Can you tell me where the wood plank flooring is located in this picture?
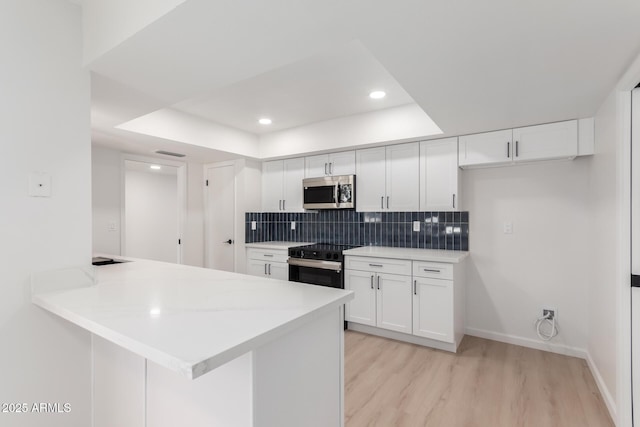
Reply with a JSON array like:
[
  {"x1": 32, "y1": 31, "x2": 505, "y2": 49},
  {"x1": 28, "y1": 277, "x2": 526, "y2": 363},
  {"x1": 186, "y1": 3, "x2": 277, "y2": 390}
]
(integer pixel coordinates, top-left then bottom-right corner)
[{"x1": 344, "y1": 331, "x2": 614, "y2": 427}]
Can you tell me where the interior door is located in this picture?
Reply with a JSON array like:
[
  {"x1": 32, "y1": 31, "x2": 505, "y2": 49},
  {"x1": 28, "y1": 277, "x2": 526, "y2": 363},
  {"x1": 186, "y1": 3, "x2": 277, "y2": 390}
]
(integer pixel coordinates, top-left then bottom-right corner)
[
  {"x1": 632, "y1": 87, "x2": 640, "y2": 421},
  {"x1": 207, "y1": 164, "x2": 235, "y2": 272}
]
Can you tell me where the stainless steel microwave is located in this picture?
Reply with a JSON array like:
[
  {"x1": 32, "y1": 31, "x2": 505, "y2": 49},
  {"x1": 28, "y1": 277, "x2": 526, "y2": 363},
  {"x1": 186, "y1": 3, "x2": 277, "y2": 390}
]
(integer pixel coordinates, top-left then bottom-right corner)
[{"x1": 303, "y1": 175, "x2": 355, "y2": 209}]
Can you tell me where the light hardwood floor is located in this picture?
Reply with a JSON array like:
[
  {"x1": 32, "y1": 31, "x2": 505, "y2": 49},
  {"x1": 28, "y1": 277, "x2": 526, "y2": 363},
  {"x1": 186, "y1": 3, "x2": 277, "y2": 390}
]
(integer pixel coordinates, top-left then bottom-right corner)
[{"x1": 344, "y1": 331, "x2": 614, "y2": 427}]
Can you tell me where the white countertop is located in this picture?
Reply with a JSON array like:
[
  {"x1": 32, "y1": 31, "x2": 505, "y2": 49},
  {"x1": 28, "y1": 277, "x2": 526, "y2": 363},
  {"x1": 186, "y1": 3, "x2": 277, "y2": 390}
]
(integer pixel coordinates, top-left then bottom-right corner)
[
  {"x1": 245, "y1": 241, "x2": 314, "y2": 250},
  {"x1": 343, "y1": 246, "x2": 469, "y2": 263},
  {"x1": 32, "y1": 259, "x2": 352, "y2": 380}
]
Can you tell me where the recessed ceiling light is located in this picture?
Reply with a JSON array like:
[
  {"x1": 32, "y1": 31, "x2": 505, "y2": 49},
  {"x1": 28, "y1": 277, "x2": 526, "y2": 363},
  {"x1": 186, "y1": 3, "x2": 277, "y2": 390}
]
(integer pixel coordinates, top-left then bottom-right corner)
[
  {"x1": 369, "y1": 91, "x2": 386, "y2": 99},
  {"x1": 150, "y1": 165, "x2": 161, "y2": 170},
  {"x1": 258, "y1": 118, "x2": 272, "y2": 125}
]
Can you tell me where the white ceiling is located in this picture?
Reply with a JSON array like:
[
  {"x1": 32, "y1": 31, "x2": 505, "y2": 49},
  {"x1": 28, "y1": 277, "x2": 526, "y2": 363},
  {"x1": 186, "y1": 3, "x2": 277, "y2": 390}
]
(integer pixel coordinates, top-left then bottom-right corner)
[
  {"x1": 89, "y1": 0, "x2": 640, "y2": 160},
  {"x1": 173, "y1": 41, "x2": 415, "y2": 134}
]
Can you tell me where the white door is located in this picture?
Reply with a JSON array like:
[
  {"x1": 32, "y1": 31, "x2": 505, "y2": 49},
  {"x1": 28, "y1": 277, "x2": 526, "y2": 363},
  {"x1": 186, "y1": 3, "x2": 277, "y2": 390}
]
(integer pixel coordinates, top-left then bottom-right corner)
[
  {"x1": 328, "y1": 151, "x2": 356, "y2": 176},
  {"x1": 345, "y1": 269, "x2": 376, "y2": 326},
  {"x1": 385, "y1": 142, "x2": 420, "y2": 211},
  {"x1": 631, "y1": 87, "x2": 640, "y2": 418},
  {"x1": 420, "y1": 138, "x2": 459, "y2": 211},
  {"x1": 305, "y1": 154, "x2": 329, "y2": 178},
  {"x1": 355, "y1": 147, "x2": 386, "y2": 212},
  {"x1": 262, "y1": 160, "x2": 283, "y2": 212},
  {"x1": 268, "y1": 262, "x2": 289, "y2": 281},
  {"x1": 512, "y1": 120, "x2": 578, "y2": 162},
  {"x1": 458, "y1": 129, "x2": 513, "y2": 167},
  {"x1": 282, "y1": 158, "x2": 305, "y2": 212},
  {"x1": 123, "y1": 160, "x2": 180, "y2": 263},
  {"x1": 247, "y1": 260, "x2": 267, "y2": 277},
  {"x1": 376, "y1": 273, "x2": 412, "y2": 334},
  {"x1": 413, "y1": 278, "x2": 454, "y2": 342},
  {"x1": 206, "y1": 164, "x2": 235, "y2": 272}
]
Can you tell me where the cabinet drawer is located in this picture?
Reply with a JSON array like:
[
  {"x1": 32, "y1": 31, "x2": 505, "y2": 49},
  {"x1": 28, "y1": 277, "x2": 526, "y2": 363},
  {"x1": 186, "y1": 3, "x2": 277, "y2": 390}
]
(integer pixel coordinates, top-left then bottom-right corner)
[
  {"x1": 345, "y1": 256, "x2": 412, "y2": 276},
  {"x1": 412, "y1": 261, "x2": 453, "y2": 280},
  {"x1": 246, "y1": 249, "x2": 288, "y2": 263}
]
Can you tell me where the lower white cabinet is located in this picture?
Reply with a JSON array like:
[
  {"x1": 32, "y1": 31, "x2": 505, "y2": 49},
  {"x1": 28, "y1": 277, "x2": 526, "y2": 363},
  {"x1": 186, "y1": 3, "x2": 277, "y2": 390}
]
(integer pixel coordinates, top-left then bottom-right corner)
[
  {"x1": 413, "y1": 277, "x2": 453, "y2": 342},
  {"x1": 246, "y1": 248, "x2": 289, "y2": 280},
  {"x1": 345, "y1": 254, "x2": 466, "y2": 352}
]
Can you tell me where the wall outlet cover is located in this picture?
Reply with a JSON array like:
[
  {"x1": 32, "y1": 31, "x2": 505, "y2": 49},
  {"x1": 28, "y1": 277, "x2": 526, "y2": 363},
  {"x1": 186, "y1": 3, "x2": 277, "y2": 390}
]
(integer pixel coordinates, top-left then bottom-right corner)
[
  {"x1": 413, "y1": 221, "x2": 420, "y2": 232},
  {"x1": 503, "y1": 221, "x2": 513, "y2": 234},
  {"x1": 251, "y1": 221, "x2": 257, "y2": 230},
  {"x1": 291, "y1": 221, "x2": 296, "y2": 230}
]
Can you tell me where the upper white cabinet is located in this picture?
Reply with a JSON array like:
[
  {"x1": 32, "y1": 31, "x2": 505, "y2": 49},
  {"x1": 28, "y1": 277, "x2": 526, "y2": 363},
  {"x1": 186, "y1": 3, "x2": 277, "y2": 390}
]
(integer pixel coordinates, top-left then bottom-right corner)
[
  {"x1": 305, "y1": 151, "x2": 355, "y2": 178},
  {"x1": 420, "y1": 138, "x2": 459, "y2": 211},
  {"x1": 458, "y1": 129, "x2": 513, "y2": 168},
  {"x1": 512, "y1": 121, "x2": 578, "y2": 162},
  {"x1": 262, "y1": 158, "x2": 305, "y2": 212},
  {"x1": 459, "y1": 120, "x2": 579, "y2": 168},
  {"x1": 356, "y1": 143, "x2": 419, "y2": 212}
]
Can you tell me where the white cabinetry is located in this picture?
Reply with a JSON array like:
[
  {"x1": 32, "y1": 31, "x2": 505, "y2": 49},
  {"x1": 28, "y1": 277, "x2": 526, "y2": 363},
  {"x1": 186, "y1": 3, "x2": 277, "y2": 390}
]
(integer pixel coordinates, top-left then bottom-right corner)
[
  {"x1": 345, "y1": 256, "x2": 412, "y2": 334},
  {"x1": 458, "y1": 120, "x2": 578, "y2": 168},
  {"x1": 346, "y1": 254, "x2": 466, "y2": 352},
  {"x1": 420, "y1": 138, "x2": 459, "y2": 211},
  {"x1": 262, "y1": 158, "x2": 304, "y2": 212},
  {"x1": 246, "y1": 248, "x2": 289, "y2": 280},
  {"x1": 355, "y1": 142, "x2": 419, "y2": 212},
  {"x1": 305, "y1": 151, "x2": 355, "y2": 178}
]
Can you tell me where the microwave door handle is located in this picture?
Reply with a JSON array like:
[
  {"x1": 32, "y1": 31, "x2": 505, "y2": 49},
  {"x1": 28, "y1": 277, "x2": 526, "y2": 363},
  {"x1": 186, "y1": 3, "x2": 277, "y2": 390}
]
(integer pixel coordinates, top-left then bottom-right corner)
[{"x1": 334, "y1": 184, "x2": 340, "y2": 207}]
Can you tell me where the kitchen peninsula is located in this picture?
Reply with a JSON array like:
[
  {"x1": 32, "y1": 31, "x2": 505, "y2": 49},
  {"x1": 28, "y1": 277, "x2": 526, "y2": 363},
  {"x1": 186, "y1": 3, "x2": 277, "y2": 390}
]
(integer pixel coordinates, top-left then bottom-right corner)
[{"x1": 32, "y1": 258, "x2": 353, "y2": 427}]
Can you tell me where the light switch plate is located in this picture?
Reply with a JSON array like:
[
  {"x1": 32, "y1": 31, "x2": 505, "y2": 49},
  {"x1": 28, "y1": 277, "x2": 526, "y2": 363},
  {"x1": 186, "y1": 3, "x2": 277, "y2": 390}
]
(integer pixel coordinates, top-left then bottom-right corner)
[
  {"x1": 413, "y1": 221, "x2": 420, "y2": 232},
  {"x1": 108, "y1": 221, "x2": 117, "y2": 232},
  {"x1": 291, "y1": 221, "x2": 296, "y2": 230},
  {"x1": 503, "y1": 222, "x2": 513, "y2": 234},
  {"x1": 251, "y1": 221, "x2": 257, "y2": 230},
  {"x1": 29, "y1": 172, "x2": 51, "y2": 197}
]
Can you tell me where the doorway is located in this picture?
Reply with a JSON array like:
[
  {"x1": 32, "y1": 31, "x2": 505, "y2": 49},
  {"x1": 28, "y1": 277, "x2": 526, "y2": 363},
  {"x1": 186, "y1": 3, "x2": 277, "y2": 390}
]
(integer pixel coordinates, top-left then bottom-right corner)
[
  {"x1": 121, "y1": 156, "x2": 186, "y2": 263},
  {"x1": 205, "y1": 162, "x2": 236, "y2": 272}
]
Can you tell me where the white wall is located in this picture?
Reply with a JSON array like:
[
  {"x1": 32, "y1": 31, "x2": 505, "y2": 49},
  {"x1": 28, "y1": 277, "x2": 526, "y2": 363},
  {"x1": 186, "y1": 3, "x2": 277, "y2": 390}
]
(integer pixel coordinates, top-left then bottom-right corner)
[
  {"x1": 462, "y1": 160, "x2": 591, "y2": 355},
  {"x1": 92, "y1": 146, "x2": 122, "y2": 254},
  {"x1": 233, "y1": 159, "x2": 262, "y2": 273},
  {"x1": 259, "y1": 103, "x2": 442, "y2": 159},
  {"x1": 0, "y1": 1, "x2": 92, "y2": 426},
  {"x1": 92, "y1": 146, "x2": 205, "y2": 267},
  {"x1": 124, "y1": 168, "x2": 179, "y2": 263}
]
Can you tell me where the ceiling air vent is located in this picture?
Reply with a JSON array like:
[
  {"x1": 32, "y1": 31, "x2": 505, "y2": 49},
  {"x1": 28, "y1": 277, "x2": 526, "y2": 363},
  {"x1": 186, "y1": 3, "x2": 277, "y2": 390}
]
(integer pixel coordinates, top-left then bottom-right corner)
[{"x1": 154, "y1": 150, "x2": 186, "y2": 158}]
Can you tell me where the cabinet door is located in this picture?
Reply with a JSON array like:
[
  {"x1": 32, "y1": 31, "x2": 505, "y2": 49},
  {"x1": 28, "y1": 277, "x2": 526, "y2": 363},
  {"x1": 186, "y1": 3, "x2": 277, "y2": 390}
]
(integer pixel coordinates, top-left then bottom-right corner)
[
  {"x1": 268, "y1": 262, "x2": 289, "y2": 281},
  {"x1": 512, "y1": 120, "x2": 578, "y2": 162},
  {"x1": 420, "y1": 138, "x2": 459, "y2": 211},
  {"x1": 305, "y1": 154, "x2": 329, "y2": 178},
  {"x1": 355, "y1": 147, "x2": 387, "y2": 212},
  {"x1": 328, "y1": 151, "x2": 356, "y2": 176},
  {"x1": 385, "y1": 142, "x2": 419, "y2": 211},
  {"x1": 262, "y1": 161, "x2": 283, "y2": 212},
  {"x1": 247, "y1": 260, "x2": 267, "y2": 277},
  {"x1": 413, "y1": 277, "x2": 453, "y2": 342},
  {"x1": 282, "y1": 157, "x2": 305, "y2": 212},
  {"x1": 458, "y1": 129, "x2": 512, "y2": 167},
  {"x1": 376, "y1": 273, "x2": 412, "y2": 334},
  {"x1": 345, "y1": 269, "x2": 376, "y2": 326}
]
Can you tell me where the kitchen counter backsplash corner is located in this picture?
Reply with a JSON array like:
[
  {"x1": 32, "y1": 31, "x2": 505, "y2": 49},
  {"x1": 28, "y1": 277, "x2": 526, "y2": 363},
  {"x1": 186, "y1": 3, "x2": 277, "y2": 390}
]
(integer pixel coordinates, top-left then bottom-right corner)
[{"x1": 245, "y1": 211, "x2": 469, "y2": 251}]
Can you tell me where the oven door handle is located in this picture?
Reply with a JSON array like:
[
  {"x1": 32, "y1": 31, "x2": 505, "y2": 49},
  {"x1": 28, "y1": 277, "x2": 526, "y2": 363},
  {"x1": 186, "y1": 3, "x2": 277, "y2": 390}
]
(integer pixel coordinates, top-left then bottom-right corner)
[{"x1": 287, "y1": 258, "x2": 342, "y2": 272}]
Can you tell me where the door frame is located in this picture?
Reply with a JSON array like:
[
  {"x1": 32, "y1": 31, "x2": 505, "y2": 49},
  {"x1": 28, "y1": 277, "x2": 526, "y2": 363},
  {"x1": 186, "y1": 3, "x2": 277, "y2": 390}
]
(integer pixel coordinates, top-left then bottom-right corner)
[
  {"x1": 204, "y1": 160, "x2": 237, "y2": 271},
  {"x1": 120, "y1": 153, "x2": 187, "y2": 264}
]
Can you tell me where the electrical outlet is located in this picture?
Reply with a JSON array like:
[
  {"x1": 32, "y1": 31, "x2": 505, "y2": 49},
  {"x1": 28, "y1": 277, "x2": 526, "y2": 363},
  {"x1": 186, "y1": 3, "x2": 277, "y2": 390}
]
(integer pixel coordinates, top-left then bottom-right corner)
[
  {"x1": 291, "y1": 221, "x2": 296, "y2": 230},
  {"x1": 542, "y1": 307, "x2": 557, "y2": 320},
  {"x1": 251, "y1": 221, "x2": 257, "y2": 230},
  {"x1": 413, "y1": 221, "x2": 420, "y2": 232},
  {"x1": 503, "y1": 221, "x2": 513, "y2": 234}
]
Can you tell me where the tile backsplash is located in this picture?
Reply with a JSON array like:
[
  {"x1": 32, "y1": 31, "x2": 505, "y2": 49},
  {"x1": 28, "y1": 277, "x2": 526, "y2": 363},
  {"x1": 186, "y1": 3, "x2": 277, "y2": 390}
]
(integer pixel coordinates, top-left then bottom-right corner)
[{"x1": 245, "y1": 211, "x2": 469, "y2": 251}]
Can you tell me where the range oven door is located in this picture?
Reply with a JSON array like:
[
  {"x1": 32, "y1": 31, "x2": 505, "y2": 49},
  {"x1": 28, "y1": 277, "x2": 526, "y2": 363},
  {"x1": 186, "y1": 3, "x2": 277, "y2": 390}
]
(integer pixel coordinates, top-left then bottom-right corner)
[{"x1": 287, "y1": 258, "x2": 343, "y2": 289}]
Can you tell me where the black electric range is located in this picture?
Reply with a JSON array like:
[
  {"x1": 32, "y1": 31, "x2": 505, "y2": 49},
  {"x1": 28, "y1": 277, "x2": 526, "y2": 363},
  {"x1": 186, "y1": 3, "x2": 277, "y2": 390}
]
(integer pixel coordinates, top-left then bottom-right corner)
[{"x1": 287, "y1": 243, "x2": 359, "y2": 289}]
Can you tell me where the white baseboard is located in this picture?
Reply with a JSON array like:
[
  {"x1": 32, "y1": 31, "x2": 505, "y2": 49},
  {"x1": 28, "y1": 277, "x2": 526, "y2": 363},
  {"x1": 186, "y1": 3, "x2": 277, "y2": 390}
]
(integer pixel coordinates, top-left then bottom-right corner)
[
  {"x1": 585, "y1": 352, "x2": 617, "y2": 425},
  {"x1": 465, "y1": 327, "x2": 617, "y2": 425},
  {"x1": 465, "y1": 327, "x2": 587, "y2": 358}
]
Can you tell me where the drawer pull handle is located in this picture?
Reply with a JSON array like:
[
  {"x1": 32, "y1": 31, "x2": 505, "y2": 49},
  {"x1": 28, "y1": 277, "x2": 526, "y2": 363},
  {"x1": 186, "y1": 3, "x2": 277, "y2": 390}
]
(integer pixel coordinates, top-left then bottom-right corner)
[
  {"x1": 424, "y1": 269, "x2": 441, "y2": 273},
  {"x1": 369, "y1": 263, "x2": 383, "y2": 267},
  {"x1": 263, "y1": 254, "x2": 274, "y2": 257}
]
